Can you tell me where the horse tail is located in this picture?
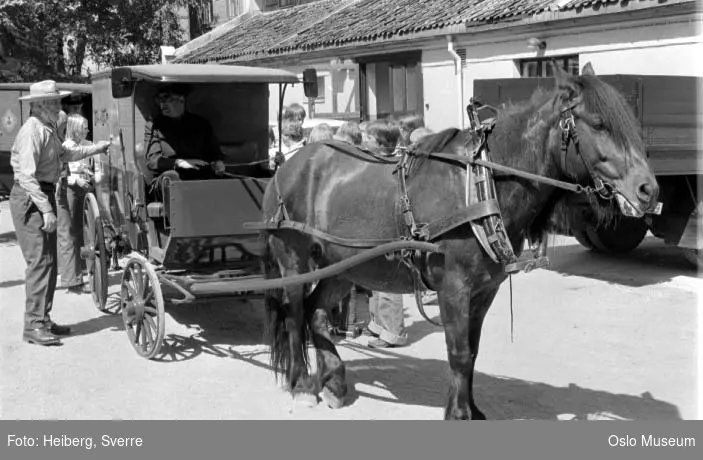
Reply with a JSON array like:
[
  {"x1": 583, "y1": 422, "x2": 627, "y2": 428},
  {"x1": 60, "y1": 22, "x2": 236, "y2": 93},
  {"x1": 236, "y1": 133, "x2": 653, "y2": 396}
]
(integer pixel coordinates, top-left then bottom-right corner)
[
  {"x1": 262, "y1": 235, "x2": 312, "y2": 384},
  {"x1": 263, "y1": 235, "x2": 289, "y2": 381}
]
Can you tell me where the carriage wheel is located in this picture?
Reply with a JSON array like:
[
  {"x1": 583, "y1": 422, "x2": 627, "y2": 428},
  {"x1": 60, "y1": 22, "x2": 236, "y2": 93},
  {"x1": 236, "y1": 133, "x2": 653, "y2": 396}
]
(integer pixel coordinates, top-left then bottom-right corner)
[
  {"x1": 120, "y1": 258, "x2": 165, "y2": 359},
  {"x1": 83, "y1": 193, "x2": 109, "y2": 311}
]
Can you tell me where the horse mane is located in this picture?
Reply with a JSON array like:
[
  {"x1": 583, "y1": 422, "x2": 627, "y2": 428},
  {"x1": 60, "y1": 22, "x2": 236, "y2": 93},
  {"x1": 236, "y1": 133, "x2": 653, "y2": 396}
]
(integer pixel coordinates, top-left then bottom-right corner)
[{"x1": 576, "y1": 75, "x2": 643, "y2": 153}]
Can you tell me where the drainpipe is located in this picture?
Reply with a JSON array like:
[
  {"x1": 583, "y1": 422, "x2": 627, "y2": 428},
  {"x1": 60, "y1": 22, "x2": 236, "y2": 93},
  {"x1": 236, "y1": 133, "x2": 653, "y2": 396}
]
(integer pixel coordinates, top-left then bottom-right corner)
[{"x1": 447, "y1": 35, "x2": 465, "y2": 129}]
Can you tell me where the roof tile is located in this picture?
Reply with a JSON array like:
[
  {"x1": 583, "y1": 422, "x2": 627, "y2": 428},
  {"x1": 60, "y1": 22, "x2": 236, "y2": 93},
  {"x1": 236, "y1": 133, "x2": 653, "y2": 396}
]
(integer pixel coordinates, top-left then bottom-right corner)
[{"x1": 176, "y1": 0, "x2": 687, "y2": 64}]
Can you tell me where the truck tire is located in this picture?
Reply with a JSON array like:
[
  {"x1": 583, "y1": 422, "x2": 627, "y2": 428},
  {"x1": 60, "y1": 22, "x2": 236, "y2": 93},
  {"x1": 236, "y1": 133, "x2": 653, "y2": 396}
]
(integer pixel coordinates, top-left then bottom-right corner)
[
  {"x1": 584, "y1": 218, "x2": 648, "y2": 254},
  {"x1": 681, "y1": 248, "x2": 702, "y2": 270},
  {"x1": 572, "y1": 229, "x2": 596, "y2": 250}
]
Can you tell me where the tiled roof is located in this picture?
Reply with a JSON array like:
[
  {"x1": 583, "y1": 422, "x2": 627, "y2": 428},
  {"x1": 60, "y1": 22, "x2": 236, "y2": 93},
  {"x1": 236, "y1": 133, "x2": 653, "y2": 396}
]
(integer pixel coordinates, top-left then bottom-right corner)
[
  {"x1": 178, "y1": 0, "x2": 351, "y2": 64},
  {"x1": 176, "y1": 0, "x2": 689, "y2": 64},
  {"x1": 268, "y1": 0, "x2": 558, "y2": 55},
  {"x1": 560, "y1": 0, "x2": 621, "y2": 9}
]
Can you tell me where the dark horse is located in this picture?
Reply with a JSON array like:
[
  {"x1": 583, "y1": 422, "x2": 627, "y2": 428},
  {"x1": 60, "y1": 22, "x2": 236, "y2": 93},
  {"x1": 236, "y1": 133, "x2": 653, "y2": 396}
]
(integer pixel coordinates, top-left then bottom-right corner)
[{"x1": 260, "y1": 64, "x2": 659, "y2": 419}]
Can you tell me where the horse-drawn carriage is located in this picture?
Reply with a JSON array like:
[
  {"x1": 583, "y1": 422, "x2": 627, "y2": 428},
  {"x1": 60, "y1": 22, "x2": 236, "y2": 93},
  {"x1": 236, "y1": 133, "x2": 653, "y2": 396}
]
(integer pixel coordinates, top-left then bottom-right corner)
[
  {"x1": 82, "y1": 62, "x2": 660, "y2": 419},
  {"x1": 81, "y1": 64, "x2": 315, "y2": 358},
  {"x1": 83, "y1": 63, "x2": 432, "y2": 359}
]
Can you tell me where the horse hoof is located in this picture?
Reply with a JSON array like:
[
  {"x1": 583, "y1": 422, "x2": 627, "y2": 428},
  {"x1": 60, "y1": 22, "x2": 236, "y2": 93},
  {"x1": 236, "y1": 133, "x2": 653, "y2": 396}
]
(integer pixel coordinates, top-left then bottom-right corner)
[
  {"x1": 321, "y1": 387, "x2": 345, "y2": 409},
  {"x1": 292, "y1": 392, "x2": 318, "y2": 408}
]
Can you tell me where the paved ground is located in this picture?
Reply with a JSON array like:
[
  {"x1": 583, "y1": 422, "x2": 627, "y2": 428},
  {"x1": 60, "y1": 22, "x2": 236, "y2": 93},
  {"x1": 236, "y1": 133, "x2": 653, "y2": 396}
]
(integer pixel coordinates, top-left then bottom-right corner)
[{"x1": 0, "y1": 200, "x2": 699, "y2": 420}]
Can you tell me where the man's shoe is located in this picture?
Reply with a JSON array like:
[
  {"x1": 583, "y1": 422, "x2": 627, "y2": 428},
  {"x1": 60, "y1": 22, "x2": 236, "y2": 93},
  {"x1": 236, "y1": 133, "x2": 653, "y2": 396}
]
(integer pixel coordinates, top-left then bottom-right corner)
[
  {"x1": 48, "y1": 322, "x2": 71, "y2": 336},
  {"x1": 367, "y1": 337, "x2": 396, "y2": 349},
  {"x1": 57, "y1": 280, "x2": 81, "y2": 289},
  {"x1": 361, "y1": 327, "x2": 379, "y2": 338},
  {"x1": 23, "y1": 328, "x2": 61, "y2": 346}
]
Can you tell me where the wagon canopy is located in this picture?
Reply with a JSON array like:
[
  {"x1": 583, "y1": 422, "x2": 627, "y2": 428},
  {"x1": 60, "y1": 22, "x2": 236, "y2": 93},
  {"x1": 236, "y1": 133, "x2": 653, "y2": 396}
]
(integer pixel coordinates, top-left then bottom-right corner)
[
  {"x1": 0, "y1": 82, "x2": 91, "y2": 94},
  {"x1": 93, "y1": 64, "x2": 300, "y2": 84}
]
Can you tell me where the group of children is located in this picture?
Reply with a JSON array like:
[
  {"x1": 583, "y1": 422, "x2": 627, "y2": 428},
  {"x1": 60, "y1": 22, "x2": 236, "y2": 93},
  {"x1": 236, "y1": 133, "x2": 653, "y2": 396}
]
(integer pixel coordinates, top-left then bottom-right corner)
[{"x1": 269, "y1": 103, "x2": 435, "y2": 348}]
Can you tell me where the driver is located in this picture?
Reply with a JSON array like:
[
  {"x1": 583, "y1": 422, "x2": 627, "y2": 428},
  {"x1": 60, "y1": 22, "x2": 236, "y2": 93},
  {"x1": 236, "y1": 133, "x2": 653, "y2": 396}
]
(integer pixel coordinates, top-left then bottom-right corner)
[{"x1": 144, "y1": 84, "x2": 226, "y2": 203}]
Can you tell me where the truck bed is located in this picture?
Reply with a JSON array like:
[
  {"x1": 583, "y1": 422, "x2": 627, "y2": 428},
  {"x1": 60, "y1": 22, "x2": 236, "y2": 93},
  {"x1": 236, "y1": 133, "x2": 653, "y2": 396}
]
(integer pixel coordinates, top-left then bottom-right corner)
[{"x1": 473, "y1": 75, "x2": 702, "y2": 176}]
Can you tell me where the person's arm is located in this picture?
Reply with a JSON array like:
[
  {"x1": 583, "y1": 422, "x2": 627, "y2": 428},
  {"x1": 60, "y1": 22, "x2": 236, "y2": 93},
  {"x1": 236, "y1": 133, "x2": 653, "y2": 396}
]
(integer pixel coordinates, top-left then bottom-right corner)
[
  {"x1": 144, "y1": 121, "x2": 177, "y2": 173},
  {"x1": 61, "y1": 138, "x2": 108, "y2": 162},
  {"x1": 12, "y1": 123, "x2": 53, "y2": 214}
]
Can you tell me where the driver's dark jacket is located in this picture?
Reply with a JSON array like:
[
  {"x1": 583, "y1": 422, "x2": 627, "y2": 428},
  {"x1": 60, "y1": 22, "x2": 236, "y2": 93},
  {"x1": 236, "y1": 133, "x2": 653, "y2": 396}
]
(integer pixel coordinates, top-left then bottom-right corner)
[{"x1": 144, "y1": 113, "x2": 224, "y2": 183}]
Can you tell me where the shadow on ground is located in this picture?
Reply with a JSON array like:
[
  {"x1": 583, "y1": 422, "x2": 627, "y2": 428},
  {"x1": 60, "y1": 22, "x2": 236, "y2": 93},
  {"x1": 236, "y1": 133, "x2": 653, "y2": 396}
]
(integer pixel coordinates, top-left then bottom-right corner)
[
  {"x1": 0, "y1": 278, "x2": 24, "y2": 289},
  {"x1": 151, "y1": 295, "x2": 269, "y2": 364},
  {"x1": 0, "y1": 230, "x2": 16, "y2": 246},
  {"x1": 545, "y1": 236, "x2": 697, "y2": 288},
  {"x1": 338, "y1": 342, "x2": 682, "y2": 420}
]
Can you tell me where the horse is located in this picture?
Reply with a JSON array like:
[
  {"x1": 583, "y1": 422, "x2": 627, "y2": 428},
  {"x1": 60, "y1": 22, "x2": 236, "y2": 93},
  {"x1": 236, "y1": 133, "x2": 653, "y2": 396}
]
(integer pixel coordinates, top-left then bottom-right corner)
[{"x1": 260, "y1": 63, "x2": 659, "y2": 419}]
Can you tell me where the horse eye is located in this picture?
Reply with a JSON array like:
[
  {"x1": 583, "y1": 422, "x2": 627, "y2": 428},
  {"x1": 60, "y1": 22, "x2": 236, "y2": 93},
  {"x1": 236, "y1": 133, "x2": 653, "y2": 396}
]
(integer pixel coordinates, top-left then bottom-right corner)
[{"x1": 591, "y1": 117, "x2": 607, "y2": 132}]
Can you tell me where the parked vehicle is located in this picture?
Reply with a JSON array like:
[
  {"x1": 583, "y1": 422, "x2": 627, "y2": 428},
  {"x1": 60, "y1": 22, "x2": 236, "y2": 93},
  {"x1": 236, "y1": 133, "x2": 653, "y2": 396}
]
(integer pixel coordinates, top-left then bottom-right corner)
[
  {"x1": 474, "y1": 75, "x2": 702, "y2": 267},
  {"x1": 0, "y1": 82, "x2": 92, "y2": 201}
]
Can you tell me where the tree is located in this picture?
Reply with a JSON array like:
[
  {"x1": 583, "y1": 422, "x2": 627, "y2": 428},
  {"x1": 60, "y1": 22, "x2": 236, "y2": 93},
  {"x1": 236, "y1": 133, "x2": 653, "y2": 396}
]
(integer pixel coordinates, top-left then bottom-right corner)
[{"x1": 0, "y1": 0, "x2": 205, "y2": 82}]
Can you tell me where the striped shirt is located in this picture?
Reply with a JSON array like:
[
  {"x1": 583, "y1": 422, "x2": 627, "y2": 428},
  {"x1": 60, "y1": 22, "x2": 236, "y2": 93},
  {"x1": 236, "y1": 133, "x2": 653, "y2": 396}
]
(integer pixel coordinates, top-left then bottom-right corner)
[{"x1": 11, "y1": 116, "x2": 99, "y2": 213}]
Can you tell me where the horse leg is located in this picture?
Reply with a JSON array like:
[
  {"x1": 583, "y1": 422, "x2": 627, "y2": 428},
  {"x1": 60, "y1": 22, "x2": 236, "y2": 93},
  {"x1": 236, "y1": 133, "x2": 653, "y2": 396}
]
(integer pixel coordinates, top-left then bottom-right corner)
[
  {"x1": 306, "y1": 278, "x2": 353, "y2": 409},
  {"x1": 439, "y1": 267, "x2": 473, "y2": 420},
  {"x1": 466, "y1": 288, "x2": 499, "y2": 420},
  {"x1": 441, "y1": 280, "x2": 499, "y2": 420}
]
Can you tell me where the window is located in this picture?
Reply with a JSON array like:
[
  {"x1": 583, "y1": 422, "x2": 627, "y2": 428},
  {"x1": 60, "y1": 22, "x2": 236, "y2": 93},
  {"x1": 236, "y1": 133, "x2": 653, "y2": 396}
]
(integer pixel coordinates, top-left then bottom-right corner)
[
  {"x1": 189, "y1": 0, "x2": 215, "y2": 39},
  {"x1": 228, "y1": 0, "x2": 244, "y2": 17},
  {"x1": 309, "y1": 67, "x2": 360, "y2": 120},
  {"x1": 519, "y1": 55, "x2": 579, "y2": 78},
  {"x1": 359, "y1": 52, "x2": 423, "y2": 121}
]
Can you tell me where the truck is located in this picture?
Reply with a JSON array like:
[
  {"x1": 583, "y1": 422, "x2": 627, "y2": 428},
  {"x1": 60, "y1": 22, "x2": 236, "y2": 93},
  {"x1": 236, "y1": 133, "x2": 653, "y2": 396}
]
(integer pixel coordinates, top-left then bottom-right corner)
[{"x1": 473, "y1": 75, "x2": 702, "y2": 267}]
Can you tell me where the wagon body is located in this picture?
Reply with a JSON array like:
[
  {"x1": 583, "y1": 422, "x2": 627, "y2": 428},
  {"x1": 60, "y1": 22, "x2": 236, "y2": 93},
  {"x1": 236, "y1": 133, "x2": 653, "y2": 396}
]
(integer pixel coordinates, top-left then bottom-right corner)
[
  {"x1": 81, "y1": 64, "x2": 311, "y2": 358},
  {"x1": 474, "y1": 75, "x2": 702, "y2": 262},
  {"x1": 89, "y1": 65, "x2": 292, "y2": 270}
]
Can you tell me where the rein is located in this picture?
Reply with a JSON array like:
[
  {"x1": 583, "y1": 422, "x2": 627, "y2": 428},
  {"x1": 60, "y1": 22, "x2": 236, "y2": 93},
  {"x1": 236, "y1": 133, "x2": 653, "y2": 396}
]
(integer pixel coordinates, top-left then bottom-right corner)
[{"x1": 423, "y1": 101, "x2": 615, "y2": 201}]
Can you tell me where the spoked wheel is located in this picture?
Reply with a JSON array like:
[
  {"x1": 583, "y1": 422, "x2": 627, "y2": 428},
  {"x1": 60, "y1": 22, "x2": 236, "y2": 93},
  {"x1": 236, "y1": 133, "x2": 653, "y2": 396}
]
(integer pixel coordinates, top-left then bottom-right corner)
[
  {"x1": 82, "y1": 193, "x2": 108, "y2": 311},
  {"x1": 120, "y1": 258, "x2": 165, "y2": 359}
]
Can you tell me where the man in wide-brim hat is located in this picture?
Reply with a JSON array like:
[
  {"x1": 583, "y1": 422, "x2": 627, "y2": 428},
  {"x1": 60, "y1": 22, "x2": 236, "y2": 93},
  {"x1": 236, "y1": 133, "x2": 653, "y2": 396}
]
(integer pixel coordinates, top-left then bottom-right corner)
[{"x1": 9, "y1": 80, "x2": 110, "y2": 346}]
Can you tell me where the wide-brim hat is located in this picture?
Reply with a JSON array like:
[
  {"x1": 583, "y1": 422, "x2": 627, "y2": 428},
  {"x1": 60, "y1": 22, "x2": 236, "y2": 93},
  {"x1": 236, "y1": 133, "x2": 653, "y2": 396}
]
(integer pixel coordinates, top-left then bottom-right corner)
[{"x1": 18, "y1": 80, "x2": 72, "y2": 102}]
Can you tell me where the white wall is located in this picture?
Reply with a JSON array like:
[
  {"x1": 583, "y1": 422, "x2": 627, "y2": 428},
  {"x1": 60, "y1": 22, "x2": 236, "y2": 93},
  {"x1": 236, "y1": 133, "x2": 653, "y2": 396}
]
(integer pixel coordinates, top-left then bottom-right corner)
[
  {"x1": 583, "y1": 43, "x2": 702, "y2": 76},
  {"x1": 421, "y1": 49, "x2": 460, "y2": 132},
  {"x1": 457, "y1": 14, "x2": 701, "y2": 120},
  {"x1": 266, "y1": 63, "x2": 359, "y2": 123}
]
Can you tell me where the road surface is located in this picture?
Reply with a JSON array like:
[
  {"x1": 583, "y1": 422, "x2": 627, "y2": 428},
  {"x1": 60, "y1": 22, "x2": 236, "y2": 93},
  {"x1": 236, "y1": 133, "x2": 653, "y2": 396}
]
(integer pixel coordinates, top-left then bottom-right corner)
[{"x1": 0, "y1": 201, "x2": 699, "y2": 419}]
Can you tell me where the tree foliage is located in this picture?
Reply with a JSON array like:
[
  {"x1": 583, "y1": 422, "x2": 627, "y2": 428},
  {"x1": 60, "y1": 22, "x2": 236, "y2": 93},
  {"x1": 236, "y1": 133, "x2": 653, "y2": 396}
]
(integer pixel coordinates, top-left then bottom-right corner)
[{"x1": 0, "y1": 0, "x2": 204, "y2": 82}]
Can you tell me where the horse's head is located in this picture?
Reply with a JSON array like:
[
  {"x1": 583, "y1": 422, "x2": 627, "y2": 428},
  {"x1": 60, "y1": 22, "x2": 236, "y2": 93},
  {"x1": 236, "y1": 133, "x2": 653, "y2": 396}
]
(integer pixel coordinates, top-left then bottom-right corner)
[{"x1": 554, "y1": 62, "x2": 658, "y2": 218}]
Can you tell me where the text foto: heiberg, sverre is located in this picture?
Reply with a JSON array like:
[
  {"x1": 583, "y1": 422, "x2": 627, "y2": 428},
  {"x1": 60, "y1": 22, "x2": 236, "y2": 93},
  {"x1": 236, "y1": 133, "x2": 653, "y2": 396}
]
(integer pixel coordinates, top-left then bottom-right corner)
[
  {"x1": 608, "y1": 435, "x2": 696, "y2": 448},
  {"x1": 8, "y1": 434, "x2": 143, "y2": 449}
]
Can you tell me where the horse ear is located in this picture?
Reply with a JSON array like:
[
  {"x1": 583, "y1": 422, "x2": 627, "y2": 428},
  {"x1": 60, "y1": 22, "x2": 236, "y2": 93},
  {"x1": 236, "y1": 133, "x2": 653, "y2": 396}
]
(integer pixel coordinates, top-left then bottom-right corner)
[
  {"x1": 552, "y1": 61, "x2": 578, "y2": 99},
  {"x1": 581, "y1": 62, "x2": 596, "y2": 76}
]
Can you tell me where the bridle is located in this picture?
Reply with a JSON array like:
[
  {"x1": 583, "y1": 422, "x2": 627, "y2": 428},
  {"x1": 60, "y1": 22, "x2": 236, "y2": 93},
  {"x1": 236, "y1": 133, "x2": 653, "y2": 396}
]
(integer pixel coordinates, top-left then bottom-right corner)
[{"x1": 558, "y1": 99, "x2": 616, "y2": 201}]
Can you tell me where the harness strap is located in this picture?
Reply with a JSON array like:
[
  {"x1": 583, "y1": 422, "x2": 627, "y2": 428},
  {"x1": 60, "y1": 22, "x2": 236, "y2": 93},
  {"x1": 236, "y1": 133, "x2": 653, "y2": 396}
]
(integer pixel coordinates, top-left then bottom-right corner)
[
  {"x1": 423, "y1": 151, "x2": 585, "y2": 194},
  {"x1": 424, "y1": 199, "x2": 500, "y2": 240},
  {"x1": 244, "y1": 221, "x2": 395, "y2": 248}
]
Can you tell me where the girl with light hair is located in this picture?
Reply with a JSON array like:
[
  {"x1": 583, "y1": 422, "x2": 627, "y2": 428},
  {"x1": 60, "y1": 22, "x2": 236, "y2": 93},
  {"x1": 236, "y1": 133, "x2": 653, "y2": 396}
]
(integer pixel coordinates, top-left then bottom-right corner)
[{"x1": 55, "y1": 113, "x2": 109, "y2": 293}]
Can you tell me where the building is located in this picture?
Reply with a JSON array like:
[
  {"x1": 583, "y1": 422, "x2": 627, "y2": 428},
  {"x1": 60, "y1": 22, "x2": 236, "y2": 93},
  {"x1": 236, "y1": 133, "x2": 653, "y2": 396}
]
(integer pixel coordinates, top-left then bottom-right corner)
[{"x1": 174, "y1": 0, "x2": 702, "y2": 131}]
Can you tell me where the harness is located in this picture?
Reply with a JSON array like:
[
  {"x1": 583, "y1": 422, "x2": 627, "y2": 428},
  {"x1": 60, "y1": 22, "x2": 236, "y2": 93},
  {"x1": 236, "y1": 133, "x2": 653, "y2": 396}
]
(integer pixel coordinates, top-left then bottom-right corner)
[{"x1": 250, "y1": 95, "x2": 618, "y2": 327}]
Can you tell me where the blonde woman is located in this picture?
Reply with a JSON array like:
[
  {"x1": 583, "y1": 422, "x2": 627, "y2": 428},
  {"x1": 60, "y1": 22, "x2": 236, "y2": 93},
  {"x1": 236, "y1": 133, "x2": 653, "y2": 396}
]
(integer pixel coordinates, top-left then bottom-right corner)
[{"x1": 56, "y1": 113, "x2": 109, "y2": 294}]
